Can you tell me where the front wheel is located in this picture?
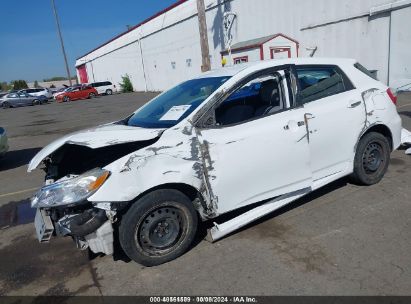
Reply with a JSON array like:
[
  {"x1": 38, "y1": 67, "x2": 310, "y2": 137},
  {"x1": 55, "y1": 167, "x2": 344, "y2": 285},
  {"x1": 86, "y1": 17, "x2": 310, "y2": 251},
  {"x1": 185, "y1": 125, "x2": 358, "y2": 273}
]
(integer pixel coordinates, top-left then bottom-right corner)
[
  {"x1": 351, "y1": 132, "x2": 391, "y2": 185},
  {"x1": 105, "y1": 89, "x2": 113, "y2": 95},
  {"x1": 63, "y1": 96, "x2": 70, "y2": 102},
  {"x1": 2, "y1": 102, "x2": 11, "y2": 109},
  {"x1": 119, "y1": 189, "x2": 198, "y2": 266}
]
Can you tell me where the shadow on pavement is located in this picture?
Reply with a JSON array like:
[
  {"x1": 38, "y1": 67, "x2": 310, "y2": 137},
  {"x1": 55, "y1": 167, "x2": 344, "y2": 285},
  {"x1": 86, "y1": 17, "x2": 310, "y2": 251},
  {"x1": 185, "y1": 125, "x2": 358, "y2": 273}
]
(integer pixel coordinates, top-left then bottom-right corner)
[{"x1": 0, "y1": 147, "x2": 42, "y2": 171}]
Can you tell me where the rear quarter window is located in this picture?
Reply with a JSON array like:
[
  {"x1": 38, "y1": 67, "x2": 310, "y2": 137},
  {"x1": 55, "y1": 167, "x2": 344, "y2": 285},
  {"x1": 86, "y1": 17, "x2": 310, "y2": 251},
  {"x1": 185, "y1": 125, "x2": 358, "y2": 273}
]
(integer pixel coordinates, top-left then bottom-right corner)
[{"x1": 296, "y1": 65, "x2": 354, "y2": 104}]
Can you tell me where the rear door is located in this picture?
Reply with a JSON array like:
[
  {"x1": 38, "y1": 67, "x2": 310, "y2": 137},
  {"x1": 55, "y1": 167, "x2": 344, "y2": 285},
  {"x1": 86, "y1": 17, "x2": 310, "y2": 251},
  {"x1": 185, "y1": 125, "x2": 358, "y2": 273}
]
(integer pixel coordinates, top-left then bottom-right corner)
[
  {"x1": 196, "y1": 65, "x2": 312, "y2": 215},
  {"x1": 296, "y1": 65, "x2": 365, "y2": 183}
]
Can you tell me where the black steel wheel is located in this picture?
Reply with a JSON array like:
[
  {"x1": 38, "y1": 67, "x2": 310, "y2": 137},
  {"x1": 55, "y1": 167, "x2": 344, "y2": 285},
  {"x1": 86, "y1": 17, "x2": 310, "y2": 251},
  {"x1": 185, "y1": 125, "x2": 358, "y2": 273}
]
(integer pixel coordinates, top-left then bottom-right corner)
[
  {"x1": 137, "y1": 206, "x2": 186, "y2": 256},
  {"x1": 119, "y1": 189, "x2": 198, "y2": 266},
  {"x1": 351, "y1": 132, "x2": 391, "y2": 185}
]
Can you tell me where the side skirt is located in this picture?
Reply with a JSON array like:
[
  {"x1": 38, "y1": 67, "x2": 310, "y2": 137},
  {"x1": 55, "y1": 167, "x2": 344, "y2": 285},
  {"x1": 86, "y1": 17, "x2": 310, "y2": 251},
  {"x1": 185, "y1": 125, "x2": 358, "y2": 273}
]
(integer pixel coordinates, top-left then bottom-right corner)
[{"x1": 206, "y1": 187, "x2": 311, "y2": 242}]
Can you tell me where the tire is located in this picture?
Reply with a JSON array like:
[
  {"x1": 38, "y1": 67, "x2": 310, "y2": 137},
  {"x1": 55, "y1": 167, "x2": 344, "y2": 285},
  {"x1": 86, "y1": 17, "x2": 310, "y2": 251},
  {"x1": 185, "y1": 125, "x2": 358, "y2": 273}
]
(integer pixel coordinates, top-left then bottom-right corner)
[
  {"x1": 63, "y1": 96, "x2": 70, "y2": 102},
  {"x1": 32, "y1": 100, "x2": 40, "y2": 106},
  {"x1": 2, "y1": 102, "x2": 11, "y2": 109},
  {"x1": 351, "y1": 132, "x2": 391, "y2": 185},
  {"x1": 88, "y1": 93, "x2": 96, "y2": 99},
  {"x1": 119, "y1": 189, "x2": 198, "y2": 266},
  {"x1": 105, "y1": 89, "x2": 113, "y2": 95}
]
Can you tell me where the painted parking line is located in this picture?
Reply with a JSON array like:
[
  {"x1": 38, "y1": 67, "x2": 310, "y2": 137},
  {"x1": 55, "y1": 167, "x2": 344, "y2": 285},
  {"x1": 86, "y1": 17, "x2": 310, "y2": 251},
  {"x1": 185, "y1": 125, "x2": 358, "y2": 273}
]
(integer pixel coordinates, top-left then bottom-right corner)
[
  {"x1": 0, "y1": 187, "x2": 38, "y2": 199},
  {"x1": 398, "y1": 103, "x2": 411, "y2": 109}
]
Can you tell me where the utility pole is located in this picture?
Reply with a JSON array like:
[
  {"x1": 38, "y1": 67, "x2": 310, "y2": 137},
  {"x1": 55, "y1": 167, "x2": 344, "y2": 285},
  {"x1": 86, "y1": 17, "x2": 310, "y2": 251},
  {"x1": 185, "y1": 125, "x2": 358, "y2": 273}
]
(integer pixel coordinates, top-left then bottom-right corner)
[
  {"x1": 196, "y1": 0, "x2": 211, "y2": 72},
  {"x1": 51, "y1": 0, "x2": 72, "y2": 86}
]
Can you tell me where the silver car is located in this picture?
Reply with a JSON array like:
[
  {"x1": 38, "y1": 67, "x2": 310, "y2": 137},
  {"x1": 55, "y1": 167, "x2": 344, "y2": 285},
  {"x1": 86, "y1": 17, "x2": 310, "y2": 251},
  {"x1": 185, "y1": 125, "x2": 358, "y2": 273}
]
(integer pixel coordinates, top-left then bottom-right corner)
[
  {"x1": 0, "y1": 92, "x2": 46, "y2": 109},
  {"x1": 0, "y1": 127, "x2": 8, "y2": 158}
]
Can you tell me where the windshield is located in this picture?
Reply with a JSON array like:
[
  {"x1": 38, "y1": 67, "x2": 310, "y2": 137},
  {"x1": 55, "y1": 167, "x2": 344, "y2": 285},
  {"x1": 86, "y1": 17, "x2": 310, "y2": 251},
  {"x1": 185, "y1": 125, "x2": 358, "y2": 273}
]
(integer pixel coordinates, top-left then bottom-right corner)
[{"x1": 127, "y1": 77, "x2": 230, "y2": 128}]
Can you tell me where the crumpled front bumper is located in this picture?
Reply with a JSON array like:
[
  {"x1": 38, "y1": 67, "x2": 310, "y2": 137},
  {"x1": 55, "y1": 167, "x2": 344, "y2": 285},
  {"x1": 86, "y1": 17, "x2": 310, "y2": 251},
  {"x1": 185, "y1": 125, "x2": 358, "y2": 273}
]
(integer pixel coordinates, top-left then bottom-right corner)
[{"x1": 34, "y1": 205, "x2": 115, "y2": 256}]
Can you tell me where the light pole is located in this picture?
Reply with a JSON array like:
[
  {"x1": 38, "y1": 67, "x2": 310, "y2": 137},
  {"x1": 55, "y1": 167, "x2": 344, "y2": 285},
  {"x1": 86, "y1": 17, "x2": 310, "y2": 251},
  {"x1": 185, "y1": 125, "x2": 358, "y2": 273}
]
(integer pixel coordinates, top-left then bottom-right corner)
[{"x1": 51, "y1": 0, "x2": 72, "y2": 86}]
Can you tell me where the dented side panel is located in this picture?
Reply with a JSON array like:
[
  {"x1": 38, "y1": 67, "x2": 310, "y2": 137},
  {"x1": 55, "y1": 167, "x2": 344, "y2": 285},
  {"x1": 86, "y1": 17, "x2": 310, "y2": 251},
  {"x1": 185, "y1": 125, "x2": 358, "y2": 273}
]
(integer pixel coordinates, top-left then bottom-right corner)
[
  {"x1": 359, "y1": 88, "x2": 402, "y2": 150},
  {"x1": 196, "y1": 108, "x2": 313, "y2": 215},
  {"x1": 303, "y1": 89, "x2": 366, "y2": 181},
  {"x1": 88, "y1": 121, "x2": 216, "y2": 219}
]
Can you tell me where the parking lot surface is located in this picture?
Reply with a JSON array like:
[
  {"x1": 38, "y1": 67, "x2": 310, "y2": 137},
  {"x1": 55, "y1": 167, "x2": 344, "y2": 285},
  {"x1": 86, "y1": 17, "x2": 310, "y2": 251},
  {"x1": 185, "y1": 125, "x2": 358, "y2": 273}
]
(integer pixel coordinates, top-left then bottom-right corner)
[{"x1": 0, "y1": 92, "x2": 410, "y2": 296}]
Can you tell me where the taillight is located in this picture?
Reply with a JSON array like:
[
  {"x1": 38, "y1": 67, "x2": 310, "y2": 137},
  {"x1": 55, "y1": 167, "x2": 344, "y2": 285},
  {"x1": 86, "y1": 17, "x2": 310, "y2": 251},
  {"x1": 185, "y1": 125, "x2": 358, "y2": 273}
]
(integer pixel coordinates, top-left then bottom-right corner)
[{"x1": 387, "y1": 88, "x2": 397, "y2": 105}]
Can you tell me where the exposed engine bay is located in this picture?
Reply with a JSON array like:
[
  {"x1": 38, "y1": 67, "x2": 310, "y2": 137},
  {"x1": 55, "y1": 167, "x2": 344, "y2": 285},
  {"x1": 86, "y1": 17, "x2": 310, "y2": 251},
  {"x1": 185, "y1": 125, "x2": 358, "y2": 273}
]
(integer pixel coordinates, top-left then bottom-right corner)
[{"x1": 34, "y1": 138, "x2": 158, "y2": 255}]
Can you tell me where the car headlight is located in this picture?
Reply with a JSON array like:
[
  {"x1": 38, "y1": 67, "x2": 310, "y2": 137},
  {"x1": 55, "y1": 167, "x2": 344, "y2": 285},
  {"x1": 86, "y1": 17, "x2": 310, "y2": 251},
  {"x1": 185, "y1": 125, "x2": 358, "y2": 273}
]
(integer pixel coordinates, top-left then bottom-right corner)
[{"x1": 31, "y1": 168, "x2": 110, "y2": 208}]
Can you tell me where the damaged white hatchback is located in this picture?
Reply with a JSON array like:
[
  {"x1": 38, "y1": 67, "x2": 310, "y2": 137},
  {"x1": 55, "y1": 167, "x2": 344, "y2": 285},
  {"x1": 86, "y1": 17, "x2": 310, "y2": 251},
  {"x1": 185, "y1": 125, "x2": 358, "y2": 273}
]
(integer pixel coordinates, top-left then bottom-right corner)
[{"x1": 28, "y1": 58, "x2": 402, "y2": 266}]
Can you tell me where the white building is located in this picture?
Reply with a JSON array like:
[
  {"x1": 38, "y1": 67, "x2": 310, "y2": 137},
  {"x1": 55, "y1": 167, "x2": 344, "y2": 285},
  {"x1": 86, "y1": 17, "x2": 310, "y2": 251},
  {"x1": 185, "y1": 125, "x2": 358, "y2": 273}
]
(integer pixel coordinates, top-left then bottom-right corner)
[{"x1": 76, "y1": 0, "x2": 411, "y2": 92}]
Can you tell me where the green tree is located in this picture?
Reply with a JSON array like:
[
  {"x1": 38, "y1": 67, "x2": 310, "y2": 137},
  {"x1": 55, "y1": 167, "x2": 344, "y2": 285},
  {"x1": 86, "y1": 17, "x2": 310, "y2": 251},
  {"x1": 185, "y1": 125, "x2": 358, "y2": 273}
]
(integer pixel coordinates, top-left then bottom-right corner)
[
  {"x1": 119, "y1": 74, "x2": 134, "y2": 93},
  {"x1": 12, "y1": 80, "x2": 29, "y2": 90},
  {"x1": 34, "y1": 80, "x2": 40, "y2": 88},
  {"x1": 0, "y1": 82, "x2": 11, "y2": 92}
]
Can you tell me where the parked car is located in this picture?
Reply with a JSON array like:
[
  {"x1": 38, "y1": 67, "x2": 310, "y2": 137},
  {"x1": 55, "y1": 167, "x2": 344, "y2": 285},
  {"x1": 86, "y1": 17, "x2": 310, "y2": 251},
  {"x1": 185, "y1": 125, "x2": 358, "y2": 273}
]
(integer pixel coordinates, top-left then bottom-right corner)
[
  {"x1": 0, "y1": 92, "x2": 46, "y2": 108},
  {"x1": 55, "y1": 86, "x2": 98, "y2": 102},
  {"x1": 28, "y1": 58, "x2": 402, "y2": 266},
  {"x1": 53, "y1": 87, "x2": 74, "y2": 99},
  {"x1": 19, "y1": 88, "x2": 53, "y2": 100},
  {"x1": 89, "y1": 81, "x2": 117, "y2": 95},
  {"x1": 0, "y1": 127, "x2": 8, "y2": 158}
]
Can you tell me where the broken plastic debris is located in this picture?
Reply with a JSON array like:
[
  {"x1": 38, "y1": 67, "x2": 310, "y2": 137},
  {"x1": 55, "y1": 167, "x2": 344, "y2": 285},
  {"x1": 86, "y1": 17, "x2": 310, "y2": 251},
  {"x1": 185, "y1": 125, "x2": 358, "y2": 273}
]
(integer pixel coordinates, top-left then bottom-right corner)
[
  {"x1": 401, "y1": 128, "x2": 411, "y2": 155},
  {"x1": 401, "y1": 128, "x2": 411, "y2": 144}
]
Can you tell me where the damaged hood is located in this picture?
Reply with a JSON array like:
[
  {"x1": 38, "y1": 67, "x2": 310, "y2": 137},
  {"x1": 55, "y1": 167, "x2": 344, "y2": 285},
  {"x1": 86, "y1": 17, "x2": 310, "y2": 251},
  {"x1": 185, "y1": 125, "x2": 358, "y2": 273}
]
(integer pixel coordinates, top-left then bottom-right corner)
[{"x1": 28, "y1": 124, "x2": 165, "y2": 172}]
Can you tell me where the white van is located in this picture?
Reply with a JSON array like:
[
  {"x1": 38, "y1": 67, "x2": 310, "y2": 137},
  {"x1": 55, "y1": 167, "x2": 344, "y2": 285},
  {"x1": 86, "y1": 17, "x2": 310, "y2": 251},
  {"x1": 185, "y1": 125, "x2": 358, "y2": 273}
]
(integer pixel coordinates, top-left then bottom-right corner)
[{"x1": 89, "y1": 81, "x2": 117, "y2": 95}]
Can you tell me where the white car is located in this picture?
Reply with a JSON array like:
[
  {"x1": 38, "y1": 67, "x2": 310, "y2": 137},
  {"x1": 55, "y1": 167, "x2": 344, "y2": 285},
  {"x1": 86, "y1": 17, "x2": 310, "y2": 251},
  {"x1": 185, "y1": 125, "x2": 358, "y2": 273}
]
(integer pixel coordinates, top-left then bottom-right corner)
[
  {"x1": 89, "y1": 81, "x2": 117, "y2": 95},
  {"x1": 19, "y1": 88, "x2": 53, "y2": 100},
  {"x1": 28, "y1": 58, "x2": 402, "y2": 266}
]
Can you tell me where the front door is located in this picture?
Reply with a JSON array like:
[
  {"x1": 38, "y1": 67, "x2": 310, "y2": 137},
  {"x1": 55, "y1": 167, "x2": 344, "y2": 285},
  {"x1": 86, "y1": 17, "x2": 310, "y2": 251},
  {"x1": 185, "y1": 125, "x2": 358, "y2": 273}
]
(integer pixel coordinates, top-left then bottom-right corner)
[
  {"x1": 196, "y1": 66, "x2": 312, "y2": 215},
  {"x1": 296, "y1": 65, "x2": 365, "y2": 182}
]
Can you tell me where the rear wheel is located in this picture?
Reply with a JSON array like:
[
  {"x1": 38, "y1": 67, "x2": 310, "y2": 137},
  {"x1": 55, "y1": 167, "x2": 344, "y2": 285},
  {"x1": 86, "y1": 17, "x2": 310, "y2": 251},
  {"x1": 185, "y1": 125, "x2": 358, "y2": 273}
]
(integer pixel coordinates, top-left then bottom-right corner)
[
  {"x1": 119, "y1": 189, "x2": 198, "y2": 266},
  {"x1": 105, "y1": 89, "x2": 113, "y2": 95},
  {"x1": 88, "y1": 93, "x2": 96, "y2": 99},
  {"x1": 351, "y1": 132, "x2": 391, "y2": 185},
  {"x1": 32, "y1": 99, "x2": 40, "y2": 106}
]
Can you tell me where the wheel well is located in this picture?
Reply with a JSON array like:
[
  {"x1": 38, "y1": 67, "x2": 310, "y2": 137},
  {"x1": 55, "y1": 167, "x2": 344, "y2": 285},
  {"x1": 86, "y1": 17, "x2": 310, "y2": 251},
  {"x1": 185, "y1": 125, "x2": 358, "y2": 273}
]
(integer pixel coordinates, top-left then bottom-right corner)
[
  {"x1": 122, "y1": 183, "x2": 206, "y2": 216},
  {"x1": 362, "y1": 124, "x2": 393, "y2": 151}
]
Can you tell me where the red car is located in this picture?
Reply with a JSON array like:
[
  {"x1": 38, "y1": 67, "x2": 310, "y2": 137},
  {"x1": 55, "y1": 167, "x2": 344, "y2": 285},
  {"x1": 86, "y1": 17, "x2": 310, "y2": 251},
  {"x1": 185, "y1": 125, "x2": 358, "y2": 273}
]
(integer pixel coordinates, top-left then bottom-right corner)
[{"x1": 56, "y1": 86, "x2": 98, "y2": 103}]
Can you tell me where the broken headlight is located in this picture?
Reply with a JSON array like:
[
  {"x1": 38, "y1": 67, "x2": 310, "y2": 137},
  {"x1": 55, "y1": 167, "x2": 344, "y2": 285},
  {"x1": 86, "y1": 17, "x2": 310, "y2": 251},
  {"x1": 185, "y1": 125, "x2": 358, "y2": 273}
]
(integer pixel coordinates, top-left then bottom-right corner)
[{"x1": 31, "y1": 168, "x2": 110, "y2": 208}]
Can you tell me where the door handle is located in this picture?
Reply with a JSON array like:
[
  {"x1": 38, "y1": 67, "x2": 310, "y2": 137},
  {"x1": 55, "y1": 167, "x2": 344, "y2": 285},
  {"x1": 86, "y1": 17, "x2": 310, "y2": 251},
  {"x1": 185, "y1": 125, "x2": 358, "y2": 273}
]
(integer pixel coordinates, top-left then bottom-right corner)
[
  {"x1": 349, "y1": 101, "x2": 362, "y2": 108},
  {"x1": 284, "y1": 120, "x2": 305, "y2": 131}
]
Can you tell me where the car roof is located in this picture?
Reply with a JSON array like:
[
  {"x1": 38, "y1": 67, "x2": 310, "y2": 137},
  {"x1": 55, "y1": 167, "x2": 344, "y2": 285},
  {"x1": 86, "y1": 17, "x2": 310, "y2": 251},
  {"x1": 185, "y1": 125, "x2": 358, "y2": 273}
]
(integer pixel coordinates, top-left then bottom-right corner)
[{"x1": 197, "y1": 57, "x2": 357, "y2": 79}]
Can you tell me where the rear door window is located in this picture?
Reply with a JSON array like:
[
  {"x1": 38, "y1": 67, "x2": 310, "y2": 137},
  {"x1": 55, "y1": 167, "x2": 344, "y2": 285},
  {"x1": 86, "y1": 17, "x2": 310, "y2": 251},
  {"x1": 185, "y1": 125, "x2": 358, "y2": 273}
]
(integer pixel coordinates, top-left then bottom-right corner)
[{"x1": 296, "y1": 65, "x2": 354, "y2": 103}]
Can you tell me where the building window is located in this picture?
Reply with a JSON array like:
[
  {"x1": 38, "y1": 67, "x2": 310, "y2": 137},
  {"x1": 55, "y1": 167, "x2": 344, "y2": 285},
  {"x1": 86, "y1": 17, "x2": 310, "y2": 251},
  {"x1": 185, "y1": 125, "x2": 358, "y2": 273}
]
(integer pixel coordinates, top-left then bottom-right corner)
[
  {"x1": 186, "y1": 59, "x2": 192, "y2": 67},
  {"x1": 270, "y1": 47, "x2": 291, "y2": 59},
  {"x1": 233, "y1": 56, "x2": 248, "y2": 65},
  {"x1": 171, "y1": 62, "x2": 176, "y2": 69}
]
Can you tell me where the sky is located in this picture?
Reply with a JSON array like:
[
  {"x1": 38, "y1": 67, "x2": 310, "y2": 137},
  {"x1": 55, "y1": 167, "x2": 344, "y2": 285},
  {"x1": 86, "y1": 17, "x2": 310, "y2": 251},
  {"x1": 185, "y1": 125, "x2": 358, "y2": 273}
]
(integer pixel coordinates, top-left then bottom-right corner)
[{"x1": 0, "y1": 0, "x2": 177, "y2": 82}]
